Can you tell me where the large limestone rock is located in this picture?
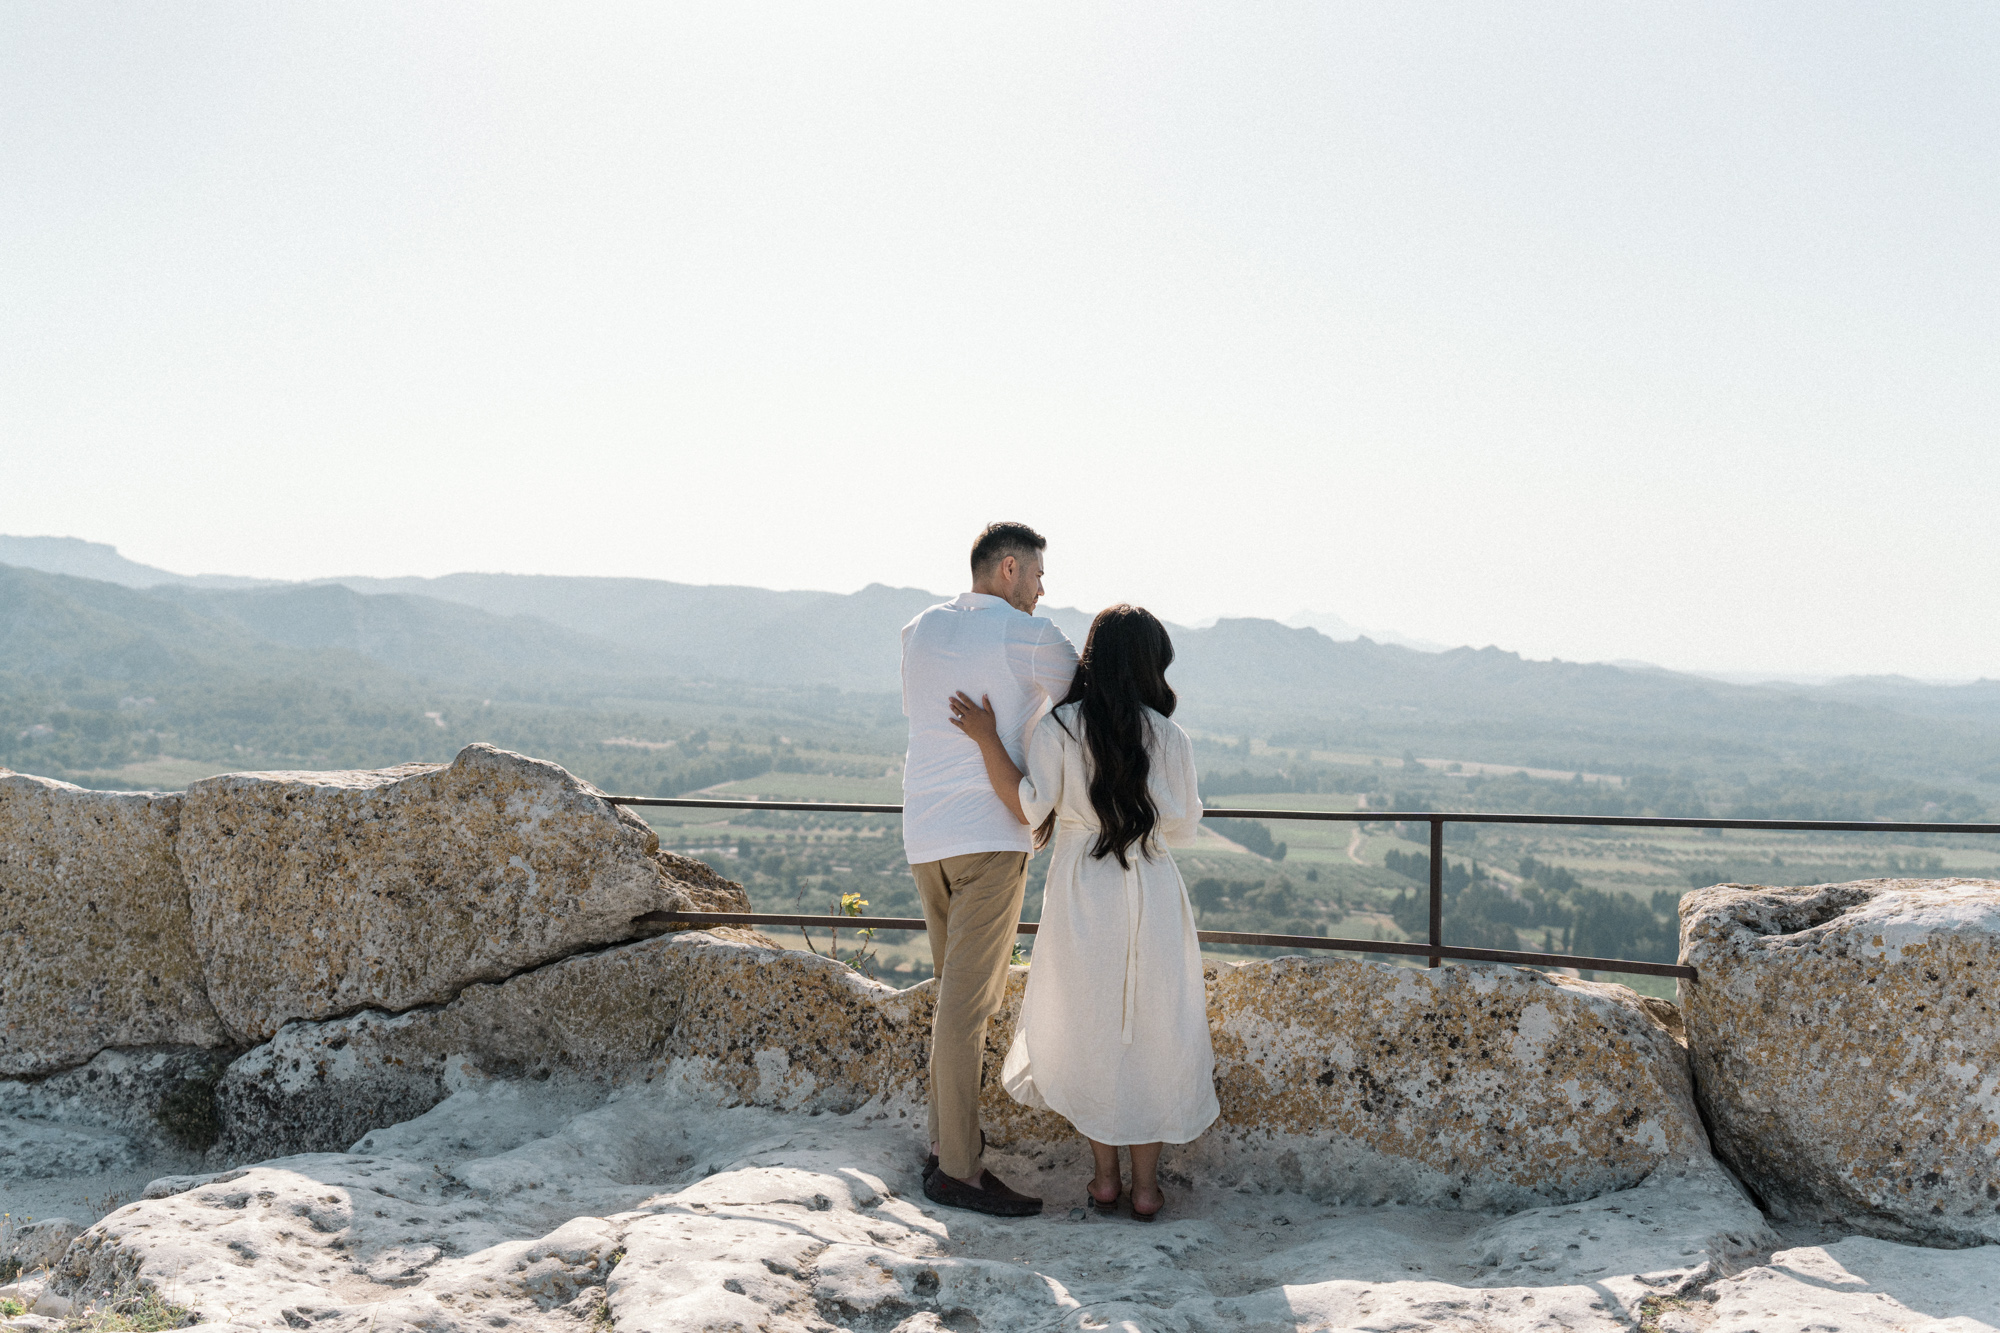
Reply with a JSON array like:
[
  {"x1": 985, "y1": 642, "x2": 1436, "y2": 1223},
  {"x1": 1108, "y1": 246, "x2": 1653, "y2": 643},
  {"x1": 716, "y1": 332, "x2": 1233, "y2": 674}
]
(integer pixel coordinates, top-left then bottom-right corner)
[
  {"x1": 0, "y1": 774, "x2": 225, "y2": 1077},
  {"x1": 1681, "y1": 877, "x2": 2000, "y2": 1245},
  {"x1": 217, "y1": 932, "x2": 1711, "y2": 1211},
  {"x1": 1187, "y1": 956, "x2": 1710, "y2": 1208},
  {"x1": 175, "y1": 744, "x2": 696, "y2": 1043}
]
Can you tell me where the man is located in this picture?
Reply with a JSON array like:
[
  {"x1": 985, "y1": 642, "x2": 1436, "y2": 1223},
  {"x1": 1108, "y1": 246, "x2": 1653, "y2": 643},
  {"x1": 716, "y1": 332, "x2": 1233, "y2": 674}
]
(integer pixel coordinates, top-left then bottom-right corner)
[{"x1": 902, "y1": 521, "x2": 1079, "y2": 1217}]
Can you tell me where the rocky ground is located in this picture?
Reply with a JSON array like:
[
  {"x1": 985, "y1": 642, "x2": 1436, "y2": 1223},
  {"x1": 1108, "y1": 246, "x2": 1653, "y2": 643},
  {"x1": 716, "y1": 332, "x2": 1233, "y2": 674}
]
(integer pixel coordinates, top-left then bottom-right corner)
[{"x1": 6, "y1": 1067, "x2": 1997, "y2": 1333}]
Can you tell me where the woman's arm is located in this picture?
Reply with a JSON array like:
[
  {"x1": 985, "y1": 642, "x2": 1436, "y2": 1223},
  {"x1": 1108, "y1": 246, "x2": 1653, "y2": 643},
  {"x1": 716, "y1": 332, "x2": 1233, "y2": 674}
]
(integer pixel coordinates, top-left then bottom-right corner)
[{"x1": 947, "y1": 692, "x2": 1029, "y2": 825}]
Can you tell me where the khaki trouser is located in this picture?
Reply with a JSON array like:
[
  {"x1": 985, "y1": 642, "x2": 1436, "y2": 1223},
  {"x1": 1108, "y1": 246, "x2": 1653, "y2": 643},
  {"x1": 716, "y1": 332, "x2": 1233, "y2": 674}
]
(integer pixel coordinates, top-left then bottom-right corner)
[{"x1": 913, "y1": 849, "x2": 1030, "y2": 1183}]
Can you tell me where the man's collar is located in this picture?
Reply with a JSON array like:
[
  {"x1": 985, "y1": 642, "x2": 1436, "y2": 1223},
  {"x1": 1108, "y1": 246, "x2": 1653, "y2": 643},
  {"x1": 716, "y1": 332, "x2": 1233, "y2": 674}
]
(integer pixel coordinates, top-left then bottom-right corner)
[{"x1": 954, "y1": 591, "x2": 1019, "y2": 612}]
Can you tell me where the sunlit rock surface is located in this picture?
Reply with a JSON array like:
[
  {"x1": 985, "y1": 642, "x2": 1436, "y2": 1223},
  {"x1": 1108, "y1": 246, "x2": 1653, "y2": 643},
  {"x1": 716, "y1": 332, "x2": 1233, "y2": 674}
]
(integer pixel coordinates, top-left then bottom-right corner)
[
  {"x1": 1681, "y1": 878, "x2": 2000, "y2": 1246},
  {"x1": 1692, "y1": 1237, "x2": 2000, "y2": 1333},
  {"x1": 174, "y1": 744, "x2": 690, "y2": 1043},
  {"x1": 45, "y1": 1075, "x2": 1777, "y2": 1333},
  {"x1": 0, "y1": 774, "x2": 225, "y2": 1077}
]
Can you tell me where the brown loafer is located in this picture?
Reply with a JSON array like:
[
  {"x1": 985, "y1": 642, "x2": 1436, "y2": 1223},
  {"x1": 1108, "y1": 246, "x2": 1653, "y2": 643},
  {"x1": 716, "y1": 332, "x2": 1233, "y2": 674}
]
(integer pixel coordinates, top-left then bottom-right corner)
[{"x1": 922, "y1": 1166, "x2": 1042, "y2": 1217}]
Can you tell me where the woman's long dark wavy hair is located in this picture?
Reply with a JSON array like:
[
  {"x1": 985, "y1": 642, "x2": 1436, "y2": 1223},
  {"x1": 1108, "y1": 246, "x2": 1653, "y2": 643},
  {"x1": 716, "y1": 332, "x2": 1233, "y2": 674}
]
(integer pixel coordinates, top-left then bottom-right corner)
[{"x1": 1044, "y1": 604, "x2": 1177, "y2": 868}]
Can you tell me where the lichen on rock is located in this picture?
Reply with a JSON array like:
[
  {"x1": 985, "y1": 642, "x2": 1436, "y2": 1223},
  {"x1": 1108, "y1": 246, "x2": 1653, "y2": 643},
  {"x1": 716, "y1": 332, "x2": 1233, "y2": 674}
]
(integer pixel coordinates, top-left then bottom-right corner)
[
  {"x1": 0, "y1": 773, "x2": 224, "y2": 1078},
  {"x1": 1680, "y1": 876, "x2": 2000, "y2": 1245}
]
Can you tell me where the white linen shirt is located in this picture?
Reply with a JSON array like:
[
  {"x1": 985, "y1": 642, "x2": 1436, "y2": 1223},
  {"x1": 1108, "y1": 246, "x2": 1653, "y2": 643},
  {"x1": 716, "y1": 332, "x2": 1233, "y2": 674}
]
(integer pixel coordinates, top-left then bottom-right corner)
[{"x1": 899, "y1": 592, "x2": 1079, "y2": 864}]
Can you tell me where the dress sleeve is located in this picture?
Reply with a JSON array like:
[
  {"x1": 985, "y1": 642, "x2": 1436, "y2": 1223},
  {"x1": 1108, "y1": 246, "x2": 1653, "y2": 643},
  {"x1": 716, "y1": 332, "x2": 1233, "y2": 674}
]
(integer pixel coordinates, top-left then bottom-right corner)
[
  {"x1": 1017, "y1": 712, "x2": 1066, "y2": 826},
  {"x1": 1154, "y1": 719, "x2": 1204, "y2": 848}
]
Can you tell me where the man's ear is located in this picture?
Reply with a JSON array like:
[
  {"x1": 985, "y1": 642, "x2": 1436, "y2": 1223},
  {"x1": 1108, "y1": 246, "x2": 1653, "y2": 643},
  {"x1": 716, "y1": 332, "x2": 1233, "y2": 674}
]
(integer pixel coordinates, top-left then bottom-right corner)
[{"x1": 996, "y1": 554, "x2": 1017, "y2": 585}]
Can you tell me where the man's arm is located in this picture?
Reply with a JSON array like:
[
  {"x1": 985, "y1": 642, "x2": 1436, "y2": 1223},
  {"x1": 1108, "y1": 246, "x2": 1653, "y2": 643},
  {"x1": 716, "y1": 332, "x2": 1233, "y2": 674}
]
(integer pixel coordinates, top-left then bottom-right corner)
[
  {"x1": 1029, "y1": 621, "x2": 1081, "y2": 704},
  {"x1": 899, "y1": 621, "x2": 915, "y2": 718}
]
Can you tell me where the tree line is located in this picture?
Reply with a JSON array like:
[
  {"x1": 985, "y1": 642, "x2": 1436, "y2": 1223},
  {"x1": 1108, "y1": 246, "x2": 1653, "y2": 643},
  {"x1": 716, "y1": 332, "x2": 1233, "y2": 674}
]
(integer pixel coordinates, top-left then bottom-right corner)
[{"x1": 1386, "y1": 851, "x2": 1680, "y2": 963}]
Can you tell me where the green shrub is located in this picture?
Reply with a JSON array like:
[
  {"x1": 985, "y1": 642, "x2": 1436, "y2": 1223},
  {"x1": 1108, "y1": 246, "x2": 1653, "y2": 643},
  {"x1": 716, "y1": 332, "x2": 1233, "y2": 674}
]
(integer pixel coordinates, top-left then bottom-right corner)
[{"x1": 64, "y1": 1287, "x2": 199, "y2": 1330}]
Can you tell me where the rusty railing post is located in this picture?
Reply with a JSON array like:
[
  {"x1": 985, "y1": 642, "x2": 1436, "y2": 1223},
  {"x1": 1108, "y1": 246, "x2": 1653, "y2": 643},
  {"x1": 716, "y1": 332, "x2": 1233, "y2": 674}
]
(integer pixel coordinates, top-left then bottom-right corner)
[{"x1": 1428, "y1": 818, "x2": 1444, "y2": 968}]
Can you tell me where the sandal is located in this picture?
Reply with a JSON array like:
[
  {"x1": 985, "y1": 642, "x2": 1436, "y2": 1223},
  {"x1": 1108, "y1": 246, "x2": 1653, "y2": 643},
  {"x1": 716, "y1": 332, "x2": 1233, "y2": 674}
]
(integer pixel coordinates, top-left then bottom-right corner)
[
  {"x1": 1130, "y1": 1188, "x2": 1165, "y2": 1222},
  {"x1": 1087, "y1": 1180, "x2": 1122, "y2": 1211}
]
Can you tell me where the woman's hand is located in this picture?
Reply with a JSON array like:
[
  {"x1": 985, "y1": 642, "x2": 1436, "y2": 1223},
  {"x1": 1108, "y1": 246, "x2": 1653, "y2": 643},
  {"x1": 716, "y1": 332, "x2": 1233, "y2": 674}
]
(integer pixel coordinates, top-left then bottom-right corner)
[
  {"x1": 948, "y1": 691, "x2": 1002, "y2": 746},
  {"x1": 947, "y1": 691, "x2": 1029, "y2": 825}
]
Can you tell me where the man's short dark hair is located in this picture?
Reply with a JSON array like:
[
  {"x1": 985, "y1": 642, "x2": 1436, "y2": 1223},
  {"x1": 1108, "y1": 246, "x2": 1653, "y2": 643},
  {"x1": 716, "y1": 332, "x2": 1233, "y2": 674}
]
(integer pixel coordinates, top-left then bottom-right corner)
[{"x1": 970, "y1": 522, "x2": 1046, "y2": 577}]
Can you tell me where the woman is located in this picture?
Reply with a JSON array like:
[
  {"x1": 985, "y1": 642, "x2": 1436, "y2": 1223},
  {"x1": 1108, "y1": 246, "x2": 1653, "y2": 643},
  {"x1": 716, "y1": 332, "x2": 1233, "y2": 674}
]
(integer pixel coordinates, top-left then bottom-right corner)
[{"x1": 948, "y1": 603, "x2": 1218, "y2": 1220}]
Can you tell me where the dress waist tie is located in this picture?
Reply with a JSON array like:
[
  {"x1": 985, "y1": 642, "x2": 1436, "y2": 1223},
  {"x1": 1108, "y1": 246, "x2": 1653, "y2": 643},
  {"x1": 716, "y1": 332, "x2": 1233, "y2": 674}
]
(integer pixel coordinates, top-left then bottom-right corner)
[
  {"x1": 1061, "y1": 821, "x2": 1144, "y2": 1047},
  {"x1": 1120, "y1": 856, "x2": 1142, "y2": 1046}
]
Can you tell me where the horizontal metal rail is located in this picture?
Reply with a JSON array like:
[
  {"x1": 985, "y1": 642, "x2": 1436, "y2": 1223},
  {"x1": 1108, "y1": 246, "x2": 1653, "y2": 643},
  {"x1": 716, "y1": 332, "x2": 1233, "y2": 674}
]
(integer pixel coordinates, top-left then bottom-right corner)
[
  {"x1": 611, "y1": 795, "x2": 2000, "y2": 835},
  {"x1": 615, "y1": 796, "x2": 904, "y2": 814},
  {"x1": 607, "y1": 793, "x2": 2000, "y2": 982},
  {"x1": 1197, "y1": 809, "x2": 2000, "y2": 836},
  {"x1": 659, "y1": 911, "x2": 1693, "y2": 979}
]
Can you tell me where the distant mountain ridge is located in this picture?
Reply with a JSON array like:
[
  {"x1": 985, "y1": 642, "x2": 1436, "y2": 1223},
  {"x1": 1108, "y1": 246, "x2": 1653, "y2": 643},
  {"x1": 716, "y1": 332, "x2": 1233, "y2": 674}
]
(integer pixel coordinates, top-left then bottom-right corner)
[
  {"x1": 329, "y1": 573, "x2": 1103, "y2": 693},
  {"x1": 0, "y1": 535, "x2": 279, "y2": 590},
  {"x1": 155, "y1": 582, "x2": 658, "y2": 689},
  {"x1": 4, "y1": 537, "x2": 1999, "y2": 787}
]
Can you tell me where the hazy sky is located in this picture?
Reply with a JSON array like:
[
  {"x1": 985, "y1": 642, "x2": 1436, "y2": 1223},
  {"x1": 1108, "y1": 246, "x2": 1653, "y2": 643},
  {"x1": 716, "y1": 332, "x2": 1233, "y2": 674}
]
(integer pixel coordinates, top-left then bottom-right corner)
[{"x1": 4, "y1": 5, "x2": 1995, "y2": 678}]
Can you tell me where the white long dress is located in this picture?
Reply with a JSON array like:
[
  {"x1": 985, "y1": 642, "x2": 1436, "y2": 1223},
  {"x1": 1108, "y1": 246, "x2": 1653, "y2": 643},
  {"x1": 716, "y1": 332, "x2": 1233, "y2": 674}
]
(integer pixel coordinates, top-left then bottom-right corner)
[{"x1": 1000, "y1": 703, "x2": 1220, "y2": 1146}]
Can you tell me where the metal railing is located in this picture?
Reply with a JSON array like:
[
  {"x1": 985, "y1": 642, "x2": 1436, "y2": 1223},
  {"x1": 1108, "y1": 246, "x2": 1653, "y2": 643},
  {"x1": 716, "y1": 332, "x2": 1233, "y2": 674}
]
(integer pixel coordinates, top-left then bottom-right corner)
[{"x1": 605, "y1": 795, "x2": 2000, "y2": 983}]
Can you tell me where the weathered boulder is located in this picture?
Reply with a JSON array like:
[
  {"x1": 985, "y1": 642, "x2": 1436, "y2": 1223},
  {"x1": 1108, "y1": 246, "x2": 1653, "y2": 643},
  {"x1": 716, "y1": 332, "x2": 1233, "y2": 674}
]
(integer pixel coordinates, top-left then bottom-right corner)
[
  {"x1": 1182, "y1": 956, "x2": 1710, "y2": 1209},
  {"x1": 651, "y1": 848, "x2": 754, "y2": 915},
  {"x1": 212, "y1": 926, "x2": 890, "y2": 1160},
  {"x1": 1681, "y1": 877, "x2": 2000, "y2": 1245},
  {"x1": 0, "y1": 774, "x2": 224, "y2": 1077},
  {"x1": 632, "y1": 847, "x2": 756, "y2": 933},
  {"x1": 1, "y1": 1216, "x2": 81, "y2": 1272},
  {"x1": 175, "y1": 744, "x2": 696, "y2": 1043},
  {"x1": 216, "y1": 932, "x2": 1708, "y2": 1210}
]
